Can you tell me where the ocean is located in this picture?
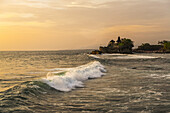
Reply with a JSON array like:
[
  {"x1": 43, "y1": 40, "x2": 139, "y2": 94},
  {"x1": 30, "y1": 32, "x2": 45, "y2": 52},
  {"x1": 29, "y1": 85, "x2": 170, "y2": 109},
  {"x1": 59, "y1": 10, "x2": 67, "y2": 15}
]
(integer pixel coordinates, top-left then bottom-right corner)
[{"x1": 0, "y1": 50, "x2": 169, "y2": 113}]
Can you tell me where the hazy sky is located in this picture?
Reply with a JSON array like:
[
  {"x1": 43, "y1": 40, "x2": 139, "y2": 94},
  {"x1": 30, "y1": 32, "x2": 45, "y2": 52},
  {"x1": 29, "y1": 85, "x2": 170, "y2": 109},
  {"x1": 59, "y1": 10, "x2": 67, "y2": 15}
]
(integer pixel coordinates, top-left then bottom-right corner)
[{"x1": 0, "y1": 0, "x2": 170, "y2": 50}]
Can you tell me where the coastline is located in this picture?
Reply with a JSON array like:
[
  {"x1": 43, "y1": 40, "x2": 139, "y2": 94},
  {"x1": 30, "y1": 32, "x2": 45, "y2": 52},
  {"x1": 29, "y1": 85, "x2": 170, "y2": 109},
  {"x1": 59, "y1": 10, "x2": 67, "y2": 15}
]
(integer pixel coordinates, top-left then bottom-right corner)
[{"x1": 90, "y1": 36, "x2": 170, "y2": 55}]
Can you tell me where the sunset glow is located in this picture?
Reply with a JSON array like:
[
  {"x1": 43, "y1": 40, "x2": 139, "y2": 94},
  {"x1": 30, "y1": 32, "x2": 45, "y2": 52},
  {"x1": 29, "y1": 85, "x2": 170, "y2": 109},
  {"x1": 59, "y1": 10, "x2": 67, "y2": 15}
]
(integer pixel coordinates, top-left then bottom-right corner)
[{"x1": 0, "y1": 0, "x2": 170, "y2": 50}]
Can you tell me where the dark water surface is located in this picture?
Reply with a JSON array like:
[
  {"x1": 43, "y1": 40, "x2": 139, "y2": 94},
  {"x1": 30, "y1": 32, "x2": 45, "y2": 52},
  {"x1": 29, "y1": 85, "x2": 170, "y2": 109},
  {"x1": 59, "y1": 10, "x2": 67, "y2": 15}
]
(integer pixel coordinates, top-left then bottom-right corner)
[{"x1": 0, "y1": 50, "x2": 170, "y2": 113}]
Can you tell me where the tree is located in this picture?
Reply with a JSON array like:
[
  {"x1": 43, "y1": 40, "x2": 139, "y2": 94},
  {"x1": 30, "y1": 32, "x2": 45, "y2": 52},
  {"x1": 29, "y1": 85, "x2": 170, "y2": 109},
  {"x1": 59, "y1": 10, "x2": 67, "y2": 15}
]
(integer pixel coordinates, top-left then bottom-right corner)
[
  {"x1": 107, "y1": 40, "x2": 115, "y2": 48},
  {"x1": 158, "y1": 40, "x2": 168, "y2": 45},
  {"x1": 138, "y1": 43, "x2": 151, "y2": 50},
  {"x1": 137, "y1": 43, "x2": 163, "y2": 51},
  {"x1": 118, "y1": 38, "x2": 134, "y2": 53},
  {"x1": 158, "y1": 40, "x2": 170, "y2": 52}
]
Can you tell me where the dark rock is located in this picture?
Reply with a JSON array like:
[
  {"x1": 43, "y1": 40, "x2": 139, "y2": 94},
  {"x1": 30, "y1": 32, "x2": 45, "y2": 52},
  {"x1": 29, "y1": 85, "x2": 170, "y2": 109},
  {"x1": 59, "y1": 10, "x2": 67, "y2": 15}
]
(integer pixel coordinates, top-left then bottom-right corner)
[
  {"x1": 90, "y1": 50, "x2": 102, "y2": 54},
  {"x1": 98, "y1": 36, "x2": 134, "y2": 54}
]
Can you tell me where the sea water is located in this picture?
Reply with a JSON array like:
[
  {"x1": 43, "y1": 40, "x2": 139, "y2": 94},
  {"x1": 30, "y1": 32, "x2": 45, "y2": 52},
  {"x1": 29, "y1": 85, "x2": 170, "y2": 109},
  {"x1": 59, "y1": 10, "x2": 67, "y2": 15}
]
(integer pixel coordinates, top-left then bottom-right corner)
[{"x1": 0, "y1": 50, "x2": 170, "y2": 113}]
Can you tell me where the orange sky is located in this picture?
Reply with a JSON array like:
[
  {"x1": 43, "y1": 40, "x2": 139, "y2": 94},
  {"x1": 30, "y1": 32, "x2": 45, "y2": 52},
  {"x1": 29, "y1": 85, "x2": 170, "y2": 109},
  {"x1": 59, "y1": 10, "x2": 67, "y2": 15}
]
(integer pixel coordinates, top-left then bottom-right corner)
[{"x1": 0, "y1": 0, "x2": 170, "y2": 50}]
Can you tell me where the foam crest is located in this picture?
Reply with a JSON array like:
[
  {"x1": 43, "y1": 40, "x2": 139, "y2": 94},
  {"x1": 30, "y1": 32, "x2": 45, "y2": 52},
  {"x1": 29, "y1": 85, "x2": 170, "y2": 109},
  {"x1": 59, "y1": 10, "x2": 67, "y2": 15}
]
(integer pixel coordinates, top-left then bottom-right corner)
[
  {"x1": 41, "y1": 61, "x2": 106, "y2": 92},
  {"x1": 111, "y1": 54, "x2": 158, "y2": 59},
  {"x1": 89, "y1": 54, "x2": 161, "y2": 59},
  {"x1": 88, "y1": 54, "x2": 100, "y2": 59},
  {"x1": 150, "y1": 74, "x2": 170, "y2": 79}
]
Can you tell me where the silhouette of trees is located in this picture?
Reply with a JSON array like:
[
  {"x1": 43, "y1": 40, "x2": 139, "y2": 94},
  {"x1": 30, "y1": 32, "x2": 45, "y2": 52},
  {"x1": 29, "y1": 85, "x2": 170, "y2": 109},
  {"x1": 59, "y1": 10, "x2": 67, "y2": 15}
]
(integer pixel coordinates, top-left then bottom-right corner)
[
  {"x1": 118, "y1": 38, "x2": 134, "y2": 53},
  {"x1": 158, "y1": 40, "x2": 170, "y2": 52},
  {"x1": 137, "y1": 43, "x2": 163, "y2": 51},
  {"x1": 136, "y1": 40, "x2": 170, "y2": 52},
  {"x1": 138, "y1": 43, "x2": 151, "y2": 50}
]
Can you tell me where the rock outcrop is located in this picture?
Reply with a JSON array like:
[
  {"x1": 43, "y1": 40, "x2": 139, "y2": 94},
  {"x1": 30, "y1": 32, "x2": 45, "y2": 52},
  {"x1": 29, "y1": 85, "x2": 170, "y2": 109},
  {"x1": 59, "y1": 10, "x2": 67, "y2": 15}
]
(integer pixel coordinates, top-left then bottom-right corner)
[
  {"x1": 134, "y1": 41, "x2": 170, "y2": 53},
  {"x1": 91, "y1": 36, "x2": 134, "y2": 54},
  {"x1": 90, "y1": 37, "x2": 170, "y2": 54}
]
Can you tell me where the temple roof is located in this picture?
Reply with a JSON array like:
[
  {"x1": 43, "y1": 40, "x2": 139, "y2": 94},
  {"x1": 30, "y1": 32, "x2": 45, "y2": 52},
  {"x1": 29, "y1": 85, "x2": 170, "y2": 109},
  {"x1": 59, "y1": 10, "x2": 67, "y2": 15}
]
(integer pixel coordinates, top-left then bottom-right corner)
[
  {"x1": 110, "y1": 40, "x2": 115, "y2": 42},
  {"x1": 116, "y1": 36, "x2": 121, "y2": 43}
]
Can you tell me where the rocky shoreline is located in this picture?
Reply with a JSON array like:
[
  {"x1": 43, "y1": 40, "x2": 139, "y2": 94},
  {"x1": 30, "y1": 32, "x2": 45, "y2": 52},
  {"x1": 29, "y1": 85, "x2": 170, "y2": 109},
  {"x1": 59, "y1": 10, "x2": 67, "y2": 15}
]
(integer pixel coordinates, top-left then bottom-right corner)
[{"x1": 133, "y1": 50, "x2": 170, "y2": 54}]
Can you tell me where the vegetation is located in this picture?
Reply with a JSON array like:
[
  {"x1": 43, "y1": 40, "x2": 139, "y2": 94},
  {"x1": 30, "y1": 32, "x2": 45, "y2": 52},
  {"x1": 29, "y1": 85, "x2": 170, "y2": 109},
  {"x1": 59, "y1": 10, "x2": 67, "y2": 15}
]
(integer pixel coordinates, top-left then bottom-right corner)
[
  {"x1": 91, "y1": 36, "x2": 170, "y2": 54},
  {"x1": 158, "y1": 40, "x2": 170, "y2": 52},
  {"x1": 98, "y1": 37, "x2": 134, "y2": 54},
  {"x1": 136, "y1": 40, "x2": 170, "y2": 53},
  {"x1": 118, "y1": 38, "x2": 134, "y2": 53},
  {"x1": 137, "y1": 43, "x2": 162, "y2": 51}
]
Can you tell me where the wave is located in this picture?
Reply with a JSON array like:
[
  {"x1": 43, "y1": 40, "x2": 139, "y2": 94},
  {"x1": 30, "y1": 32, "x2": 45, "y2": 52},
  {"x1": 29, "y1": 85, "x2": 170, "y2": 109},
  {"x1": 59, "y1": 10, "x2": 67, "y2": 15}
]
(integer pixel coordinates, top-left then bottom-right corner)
[
  {"x1": 150, "y1": 74, "x2": 170, "y2": 79},
  {"x1": 88, "y1": 54, "x2": 161, "y2": 59},
  {"x1": 88, "y1": 54, "x2": 100, "y2": 59},
  {"x1": 41, "y1": 61, "x2": 106, "y2": 92},
  {"x1": 0, "y1": 60, "x2": 106, "y2": 112}
]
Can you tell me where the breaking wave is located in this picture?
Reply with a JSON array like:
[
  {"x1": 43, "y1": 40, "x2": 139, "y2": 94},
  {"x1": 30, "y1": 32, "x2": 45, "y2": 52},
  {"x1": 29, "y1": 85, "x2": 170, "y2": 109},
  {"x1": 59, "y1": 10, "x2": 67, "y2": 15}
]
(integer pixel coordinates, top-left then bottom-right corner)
[{"x1": 41, "y1": 61, "x2": 106, "y2": 92}]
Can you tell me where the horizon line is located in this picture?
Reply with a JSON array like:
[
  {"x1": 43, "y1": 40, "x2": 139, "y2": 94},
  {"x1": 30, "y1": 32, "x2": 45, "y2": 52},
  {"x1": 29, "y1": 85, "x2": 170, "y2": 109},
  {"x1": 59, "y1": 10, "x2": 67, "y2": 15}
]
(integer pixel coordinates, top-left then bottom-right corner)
[{"x1": 0, "y1": 48, "x2": 95, "y2": 52}]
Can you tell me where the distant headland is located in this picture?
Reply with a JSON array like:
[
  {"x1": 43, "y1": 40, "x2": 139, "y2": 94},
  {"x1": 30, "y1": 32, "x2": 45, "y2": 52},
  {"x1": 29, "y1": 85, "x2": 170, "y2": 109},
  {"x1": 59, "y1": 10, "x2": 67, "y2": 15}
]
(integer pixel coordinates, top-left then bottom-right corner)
[{"x1": 91, "y1": 36, "x2": 170, "y2": 54}]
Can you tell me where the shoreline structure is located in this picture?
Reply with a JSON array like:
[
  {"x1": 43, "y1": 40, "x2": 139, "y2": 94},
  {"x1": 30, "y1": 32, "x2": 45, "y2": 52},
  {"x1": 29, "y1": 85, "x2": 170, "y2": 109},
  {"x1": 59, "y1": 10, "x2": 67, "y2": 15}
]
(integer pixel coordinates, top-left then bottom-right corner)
[{"x1": 91, "y1": 36, "x2": 170, "y2": 54}]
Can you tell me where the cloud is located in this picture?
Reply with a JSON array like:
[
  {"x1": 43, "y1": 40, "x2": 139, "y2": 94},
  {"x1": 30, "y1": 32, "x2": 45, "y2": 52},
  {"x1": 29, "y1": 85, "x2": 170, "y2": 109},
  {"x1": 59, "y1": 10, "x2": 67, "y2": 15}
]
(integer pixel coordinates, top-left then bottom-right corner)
[
  {"x1": 0, "y1": 21, "x2": 53, "y2": 27},
  {"x1": 0, "y1": 0, "x2": 170, "y2": 50},
  {"x1": 1, "y1": 0, "x2": 170, "y2": 27},
  {"x1": 103, "y1": 25, "x2": 160, "y2": 33},
  {"x1": 1, "y1": 0, "x2": 114, "y2": 9},
  {"x1": 0, "y1": 13, "x2": 35, "y2": 18}
]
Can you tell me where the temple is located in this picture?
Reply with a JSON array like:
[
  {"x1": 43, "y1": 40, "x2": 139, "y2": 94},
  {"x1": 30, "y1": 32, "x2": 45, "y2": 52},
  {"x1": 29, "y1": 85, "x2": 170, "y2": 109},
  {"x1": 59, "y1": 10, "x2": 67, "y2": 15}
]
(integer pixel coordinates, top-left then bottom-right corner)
[
  {"x1": 90, "y1": 36, "x2": 170, "y2": 54},
  {"x1": 91, "y1": 36, "x2": 134, "y2": 54},
  {"x1": 99, "y1": 36, "x2": 123, "y2": 53}
]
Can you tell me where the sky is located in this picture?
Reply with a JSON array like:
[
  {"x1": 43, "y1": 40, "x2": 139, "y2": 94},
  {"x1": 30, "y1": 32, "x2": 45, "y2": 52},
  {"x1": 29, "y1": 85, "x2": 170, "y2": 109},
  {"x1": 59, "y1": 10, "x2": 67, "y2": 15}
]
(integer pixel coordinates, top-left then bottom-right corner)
[{"x1": 0, "y1": 0, "x2": 170, "y2": 50}]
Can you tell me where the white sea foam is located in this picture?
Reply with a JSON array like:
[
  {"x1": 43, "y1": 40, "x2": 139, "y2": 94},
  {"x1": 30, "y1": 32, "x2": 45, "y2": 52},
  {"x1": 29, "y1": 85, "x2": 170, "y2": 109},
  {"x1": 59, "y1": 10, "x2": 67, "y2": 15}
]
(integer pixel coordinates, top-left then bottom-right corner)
[
  {"x1": 102, "y1": 53, "x2": 125, "y2": 56},
  {"x1": 150, "y1": 74, "x2": 170, "y2": 79},
  {"x1": 88, "y1": 54, "x2": 161, "y2": 59},
  {"x1": 41, "y1": 61, "x2": 106, "y2": 92},
  {"x1": 88, "y1": 54, "x2": 100, "y2": 59},
  {"x1": 46, "y1": 68, "x2": 73, "y2": 71},
  {"x1": 111, "y1": 54, "x2": 158, "y2": 59}
]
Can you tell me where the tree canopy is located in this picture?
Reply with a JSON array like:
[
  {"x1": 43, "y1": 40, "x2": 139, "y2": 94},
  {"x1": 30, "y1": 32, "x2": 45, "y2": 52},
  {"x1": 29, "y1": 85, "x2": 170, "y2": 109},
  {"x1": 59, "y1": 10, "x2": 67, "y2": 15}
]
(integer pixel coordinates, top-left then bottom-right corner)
[
  {"x1": 158, "y1": 40, "x2": 170, "y2": 51},
  {"x1": 118, "y1": 38, "x2": 134, "y2": 53}
]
